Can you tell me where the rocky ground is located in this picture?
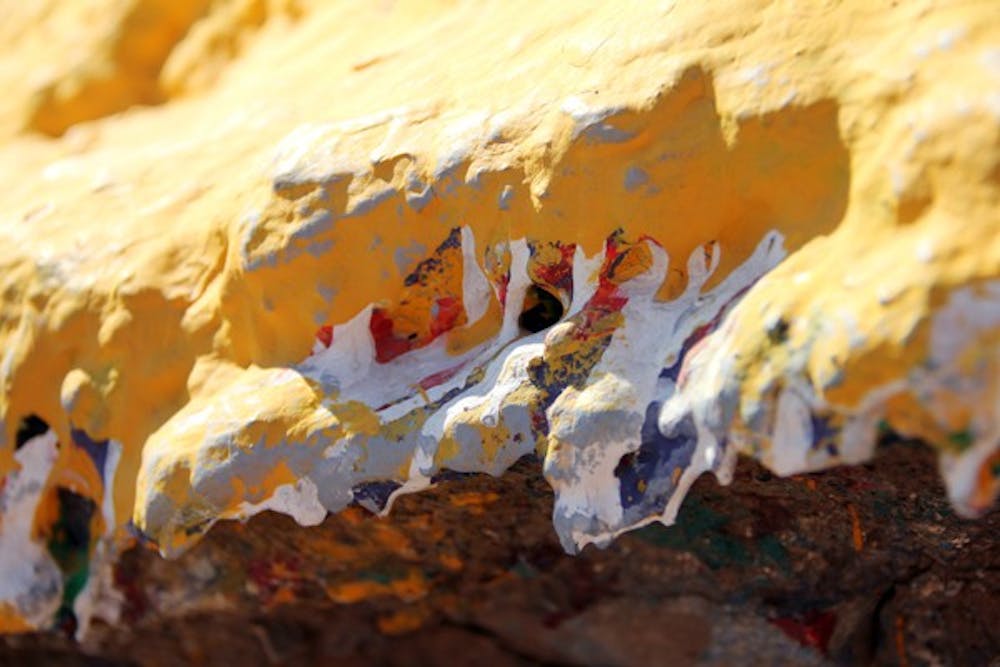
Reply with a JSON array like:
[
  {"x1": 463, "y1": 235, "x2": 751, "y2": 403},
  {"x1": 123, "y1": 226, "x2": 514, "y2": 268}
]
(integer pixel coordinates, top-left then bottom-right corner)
[{"x1": 1, "y1": 437, "x2": 996, "y2": 666}]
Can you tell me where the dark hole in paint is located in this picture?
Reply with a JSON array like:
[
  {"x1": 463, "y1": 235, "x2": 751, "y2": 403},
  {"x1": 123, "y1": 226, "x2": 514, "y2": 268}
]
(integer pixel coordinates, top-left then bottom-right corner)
[
  {"x1": 519, "y1": 285, "x2": 564, "y2": 333},
  {"x1": 50, "y1": 487, "x2": 95, "y2": 564},
  {"x1": 767, "y1": 317, "x2": 790, "y2": 344},
  {"x1": 15, "y1": 414, "x2": 50, "y2": 449}
]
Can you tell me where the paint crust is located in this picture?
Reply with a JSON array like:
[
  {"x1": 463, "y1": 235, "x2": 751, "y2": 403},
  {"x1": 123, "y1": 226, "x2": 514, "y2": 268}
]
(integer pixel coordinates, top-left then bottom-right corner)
[{"x1": 0, "y1": 0, "x2": 998, "y2": 633}]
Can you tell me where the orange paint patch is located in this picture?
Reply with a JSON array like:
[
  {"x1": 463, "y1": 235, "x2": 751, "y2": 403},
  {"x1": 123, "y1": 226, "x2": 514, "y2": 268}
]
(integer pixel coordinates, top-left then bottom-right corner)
[
  {"x1": 971, "y1": 450, "x2": 1000, "y2": 514},
  {"x1": 895, "y1": 615, "x2": 909, "y2": 667},
  {"x1": 325, "y1": 568, "x2": 428, "y2": 604},
  {"x1": 847, "y1": 503, "x2": 864, "y2": 552},
  {"x1": 438, "y1": 553, "x2": 463, "y2": 572},
  {"x1": 449, "y1": 491, "x2": 500, "y2": 508},
  {"x1": 0, "y1": 605, "x2": 31, "y2": 633},
  {"x1": 266, "y1": 586, "x2": 297, "y2": 608},
  {"x1": 377, "y1": 605, "x2": 430, "y2": 635},
  {"x1": 370, "y1": 523, "x2": 419, "y2": 559}
]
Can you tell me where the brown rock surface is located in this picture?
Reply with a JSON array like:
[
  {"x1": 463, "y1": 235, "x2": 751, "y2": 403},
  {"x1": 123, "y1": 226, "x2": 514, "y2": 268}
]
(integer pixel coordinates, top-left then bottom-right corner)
[{"x1": 2, "y1": 438, "x2": 996, "y2": 665}]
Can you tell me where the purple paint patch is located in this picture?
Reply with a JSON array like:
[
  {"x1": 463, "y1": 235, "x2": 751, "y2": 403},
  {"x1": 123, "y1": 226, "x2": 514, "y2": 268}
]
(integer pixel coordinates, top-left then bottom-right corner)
[
  {"x1": 352, "y1": 480, "x2": 402, "y2": 513},
  {"x1": 615, "y1": 401, "x2": 698, "y2": 520},
  {"x1": 810, "y1": 413, "x2": 840, "y2": 456},
  {"x1": 71, "y1": 427, "x2": 109, "y2": 481}
]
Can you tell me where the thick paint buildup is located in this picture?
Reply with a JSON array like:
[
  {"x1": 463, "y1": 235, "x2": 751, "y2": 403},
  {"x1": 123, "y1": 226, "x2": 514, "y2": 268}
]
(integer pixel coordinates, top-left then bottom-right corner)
[{"x1": 0, "y1": 0, "x2": 998, "y2": 633}]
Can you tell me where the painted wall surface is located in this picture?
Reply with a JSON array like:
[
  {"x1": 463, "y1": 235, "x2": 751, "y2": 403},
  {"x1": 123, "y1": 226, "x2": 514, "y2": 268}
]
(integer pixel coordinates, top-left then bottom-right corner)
[{"x1": 0, "y1": 0, "x2": 997, "y2": 633}]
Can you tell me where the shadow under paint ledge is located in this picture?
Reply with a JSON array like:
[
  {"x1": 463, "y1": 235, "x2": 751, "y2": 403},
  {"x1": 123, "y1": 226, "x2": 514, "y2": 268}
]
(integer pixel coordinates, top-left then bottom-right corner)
[{"x1": 1, "y1": 438, "x2": 996, "y2": 667}]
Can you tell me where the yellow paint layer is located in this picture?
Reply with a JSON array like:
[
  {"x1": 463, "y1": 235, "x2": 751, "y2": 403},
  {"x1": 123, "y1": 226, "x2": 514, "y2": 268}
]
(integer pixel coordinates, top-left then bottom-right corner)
[{"x1": 0, "y1": 0, "x2": 997, "y2": 632}]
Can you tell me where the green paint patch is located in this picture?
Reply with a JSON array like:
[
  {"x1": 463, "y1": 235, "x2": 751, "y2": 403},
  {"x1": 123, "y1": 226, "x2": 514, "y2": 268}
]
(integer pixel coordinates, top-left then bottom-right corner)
[
  {"x1": 947, "y1": 429, "x2": 974, "y2": 452},
  {"x1": 757, "y1": 535, "x2": 791, "y2": 572},
  {"x1": 47, "y1": 487, "x2": 97, "y2": 633},
  {"x1": 871, "y1": 493, "x2": 895, "y2": 521},
  {"x1": 359, "y1": 569, "x2": 395, "y2": 585},
  {"x1": 634, "y1": 498, "x2": 791, "y2": 572},
  {"x1": 510, "y1": 560, "x2": 538, "y2": 579}
]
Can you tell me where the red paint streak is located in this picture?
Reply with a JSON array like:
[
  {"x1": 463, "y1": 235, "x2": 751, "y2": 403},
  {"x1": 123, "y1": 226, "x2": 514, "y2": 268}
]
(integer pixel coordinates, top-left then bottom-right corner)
[
  {"x1": 589, "y1": 281, "x2": 628, "y2": 312},
  {"x1": 370, "y1": 308, "x2": 414, "y2": 363},
  {"x1": 689, "y1": 322, "x2": 714, "y2": 347},
  {"x1": 530, "y1": 409, "x2": 548, "y2": 436},
  {"x1": 604, "y1": 234, "x2": 622, "y2": 260},
  {"x1": 497, "y1": 274, "x2": 509, "y2": 307},
  {"x1": 676, "y1": 337, "x2": 710, "y2": 388},
  {"x1": 674, "y1": 284, "x2": 753, "y2": 387},
  {"x1": 534, "y1": 243, "x2": 576, "y2": 291},
  {"x1": 596, "y1": 237, "x2": 628, "y2": 289},
  {"x1": 430, "y1": 296, "x2": 463, "y2": 338},
  {"x1": 371, "y1": 296, "x2": 464, "y2": 364},
  {"x1": 418, "y1": 364, "x2": 463, "y2": 390},
  {"x1": 113, "y1": 561, "x2": 149, "y2": 624},
  {"x1": 637, "y1": 234, "x2": 663, "y2": 248},
  {"x1": 247, "y1": 556, "x2": 302, "y2": 595},
  {"x1": 316, "y1": 325, "x2": 334, "y2": 348},
  {"x1": 542, "y1": 610, "x2": 574, "y2": 629},
  {"x1": 770, "y1": 611, "x2": 836, "y2": 655},
  {"x1": 564, "y1": 240, "x2": 632, "y2": 342},
  {"x1": 573, "y1": 287, "x2": 628, "y2": 342},
  {"x1": 247, "y1": 559, "x2": 273, "y2": 591}
]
